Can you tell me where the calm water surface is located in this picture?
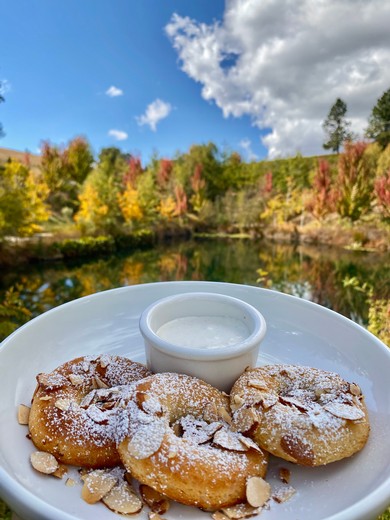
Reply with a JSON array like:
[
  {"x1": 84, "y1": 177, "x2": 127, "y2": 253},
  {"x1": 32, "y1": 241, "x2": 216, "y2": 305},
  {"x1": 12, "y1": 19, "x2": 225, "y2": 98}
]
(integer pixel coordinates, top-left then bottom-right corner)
[{"x1": 1, "y1": 238, "x2": 389, "y2": 327}]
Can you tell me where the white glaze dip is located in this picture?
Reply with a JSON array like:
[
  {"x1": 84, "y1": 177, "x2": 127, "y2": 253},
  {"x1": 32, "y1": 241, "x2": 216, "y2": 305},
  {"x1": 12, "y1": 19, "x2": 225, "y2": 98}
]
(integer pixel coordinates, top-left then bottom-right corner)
[{"x1": 156, "y1": 315, "x2": 250, "y2": 349}]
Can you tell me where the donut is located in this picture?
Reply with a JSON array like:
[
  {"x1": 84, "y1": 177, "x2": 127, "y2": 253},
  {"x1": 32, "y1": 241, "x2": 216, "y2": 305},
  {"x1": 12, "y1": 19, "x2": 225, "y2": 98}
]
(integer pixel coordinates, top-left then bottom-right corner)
[
  {"x1": 117, "y1": 372, "x2": 268, "y2": 511},
  {"x1": 28, "y1": 354, "x2": 151, "y2": 468},
  {"x1": 230, "y1": 364, "x2": 370, "y2": 466}
]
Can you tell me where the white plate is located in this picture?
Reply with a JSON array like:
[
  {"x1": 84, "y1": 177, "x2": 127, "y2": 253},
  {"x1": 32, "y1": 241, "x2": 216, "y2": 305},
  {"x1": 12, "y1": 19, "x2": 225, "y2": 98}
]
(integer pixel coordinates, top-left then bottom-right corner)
[{"x1": 0, "y1": 281, "x2": 389, "y2": 520}]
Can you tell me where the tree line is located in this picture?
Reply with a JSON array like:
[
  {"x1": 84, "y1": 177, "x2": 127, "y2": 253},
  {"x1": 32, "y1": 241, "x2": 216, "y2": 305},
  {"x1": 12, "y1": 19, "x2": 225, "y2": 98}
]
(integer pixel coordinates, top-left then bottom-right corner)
[{"x1": 0, "y1": 87, "x2": 389, "y2": 241}]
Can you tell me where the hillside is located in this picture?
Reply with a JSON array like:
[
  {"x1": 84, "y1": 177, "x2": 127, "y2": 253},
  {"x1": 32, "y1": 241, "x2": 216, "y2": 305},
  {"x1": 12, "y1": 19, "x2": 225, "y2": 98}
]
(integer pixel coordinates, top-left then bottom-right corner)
[{"x1": 0, "y1": 146, "x2": 41, "y2": 172}]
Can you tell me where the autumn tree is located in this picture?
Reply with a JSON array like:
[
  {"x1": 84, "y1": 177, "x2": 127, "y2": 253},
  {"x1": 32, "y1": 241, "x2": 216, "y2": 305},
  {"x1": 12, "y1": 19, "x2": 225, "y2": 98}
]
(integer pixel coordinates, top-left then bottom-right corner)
[
  {"x1": 334, "y1": 141, "x2": 373, "y2": 220},
  {"x1": 366, "y1": 88, "x2": 390, "y2": 149},
  {"x1": 40, "y1": 137, "x2": 94, "y2": 212},
  {"x1": 306, "y1": 159, "x2": 335, "y2": 219},
  {"x1": 0, "y1": 160, "x2": 49, "y2": 237},
  {"x1": 322, "y1": 98, "x2": 353, "y2": 153},
  {"x1": 74, "y1": 147, "x2": 127, "y2": 235}
]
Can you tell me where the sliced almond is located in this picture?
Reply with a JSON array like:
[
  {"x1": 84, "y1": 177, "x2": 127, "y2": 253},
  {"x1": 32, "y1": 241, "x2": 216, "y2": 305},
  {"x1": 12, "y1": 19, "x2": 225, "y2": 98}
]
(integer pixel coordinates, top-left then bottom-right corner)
[
  {"x1": 30, "y1": 451, "x2": 59, "y2": 474},
  {"x1": 94, "y1": 374, "x2": 109, "y2": 389},
  {"x1": 69, "y1": 373, "x2": 85, "y2": 386},
  {"x1": 212, "y1": 512, "x2": 230, "y2": 520},
  {"x1": 149, "y1": 513, "x2": 167, "y2": 520},
  {"x1": 102, "y1": 480, "x2": 143, "y2": 515},
  {"x1": 221, "y1": 503, "x2": 262, "y2": 518},
  {"x1": 81, "y1": 469, "x2": 117, "y2": 504},
  {"x1": 257, "y1": 392, "x2": 278, "y2": 410},
  {"x1": 272, "y1": 485, "x2": 296, "y2": 503},
  {"x1": 279, "y1": 467, "x2": 291, "y2": 484},
  {"x1": 247, "y1": 378, "x2": 268, "y2": 390},
  {"x1": 233, "y1": 407, "x2": 258, "y2": 433},
  {"x1": 127, "y1": 420, "x2": 166, "y2": 459},
  {"x1": 279, "y1": 395, "x2": 309, "y2": 412},
  {"x1": 349, "y1": 383, "x2": 362, "y2": 396},
  {"x1": 140, "y1": 484, "x2": 170, "y2": 514},
  {"x1": 86, "y1": 404, "x2": 108, "y2": 424},
  {"x1": 246, "y1": 476, "x2": 271, "y2": 508},
  {"x1": 65, "y1": 477, "x2": 76, "y2": 487},
  {"x1": 54, "y1": 398, "x2": 72, "y2": 411},
  {"x1": 52, "y1": 463, "x2": 68, "y2": 479},
  {"x1": 39, "y1": 395, "x2": 52, "y2": 401},
  {"x1": 18, "y1": 404, "x2": 30, "y2": 425},
  {"x1": 324, "y1": 402, "x2": 365, "y2": 420},
  {"x1": 238, "y1": 435, "x2": 262, "y2": 453},
  {"x1": 100, "y1": 356, "x2": 110, "y2": 368},
  {"x1": 37, "y1": 372, "x2": 67, "y2": 389},
  {"x1": 218, "y1": 406, "x2": 233, "y2": 425},
  {"x1": 231, "y1": 394, "x2": 245, "y2": 412},
  {"x1": 213, "y1": 428, "x2": 247, "y2": 452}
]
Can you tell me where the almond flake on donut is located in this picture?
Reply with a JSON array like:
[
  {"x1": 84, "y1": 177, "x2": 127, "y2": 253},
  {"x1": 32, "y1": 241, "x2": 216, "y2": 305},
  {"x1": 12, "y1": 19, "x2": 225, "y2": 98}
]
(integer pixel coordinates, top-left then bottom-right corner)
[
  {"x1": 324, "y1": 402, "x2": 365, "y2": 421},
  {"x1": 54, "y1": 398, "x2": 72, "y2": 411},
  {"x1": 37, "y1": 372, "x2": 68, "y2": 390},
  {"x1": 94, "y1": 374, "x2": 109, "y2": 389},
  {"x1": 233, "y1": 407, "x2": 259, "y2": 433},
  {"x1": 247, "y1": 378, "x2": 268, "y2": 391},
  {"x1": 213, "y1": 427, "x2": 249, "y2": 452},
  {"x1": 126, "y1": 419, "x2": 166, "y2": 459},
  {"x1": 180, "y1": 416, "x2": 222, "y2": 444},
  {"x1": 279, "y1": 395, "x2": 310, "y2": 412}
]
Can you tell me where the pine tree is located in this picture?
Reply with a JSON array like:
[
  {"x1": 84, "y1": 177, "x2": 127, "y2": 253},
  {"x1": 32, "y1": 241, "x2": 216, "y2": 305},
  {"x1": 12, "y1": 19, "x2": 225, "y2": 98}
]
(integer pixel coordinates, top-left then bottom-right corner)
[
  {"x1": 366, "y1": 88, "x2": 390, "y2": 149},
  {"x1": 322, "y1": 98, "x2": 353, "y2": 154}
]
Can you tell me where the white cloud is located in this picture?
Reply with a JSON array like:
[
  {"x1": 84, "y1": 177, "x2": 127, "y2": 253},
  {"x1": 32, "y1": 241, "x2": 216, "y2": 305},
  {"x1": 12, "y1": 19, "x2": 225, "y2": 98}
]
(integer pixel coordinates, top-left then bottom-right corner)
[
  {"x1": 166, "y1": 1, "x2": 390, "y2": 158},
  {"x1": 106, "y1": 85, "x2": 123, "y2": 97},
  {"x1": 108, "y1": 129, "x2": 128, "y2": 141},
  {"x1": 239, "y1": 138, "x2": 258, "y2": 161},
  {"x1": 136, "y1": 99, "x2": 172, "y2": 131}
]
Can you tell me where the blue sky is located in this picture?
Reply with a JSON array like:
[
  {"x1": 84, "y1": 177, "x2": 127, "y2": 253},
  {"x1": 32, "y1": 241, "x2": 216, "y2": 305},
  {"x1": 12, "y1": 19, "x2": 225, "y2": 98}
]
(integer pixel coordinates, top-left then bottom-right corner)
[{"x1": 1, "y1": 0, "x2": 390, "y2": 164}]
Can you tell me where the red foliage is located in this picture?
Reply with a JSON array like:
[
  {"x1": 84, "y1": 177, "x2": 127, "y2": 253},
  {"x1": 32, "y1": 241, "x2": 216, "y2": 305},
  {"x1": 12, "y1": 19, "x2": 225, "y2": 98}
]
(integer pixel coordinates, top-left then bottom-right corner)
[
  {"x1": 374, "y1": 170, "x2": 390, "y2": 217},
  {"x1": 307, "y1": 159, "x2": 336, "y2": 218},
  {"x1": 174, "y1": 185, "x2": 187, "y2": 216},
  {"x1": 190, "y1": 163, "x2": 205, "y2": 193},
  {"x1": 264, "y1": 171, "x2": 273, "y2": 194},
  {"x1": 157, "y1": 159, "x2": 173, "y2": 188},
  {"x1": 123, "y1": 156, "x2": 142, "y2": 187}
]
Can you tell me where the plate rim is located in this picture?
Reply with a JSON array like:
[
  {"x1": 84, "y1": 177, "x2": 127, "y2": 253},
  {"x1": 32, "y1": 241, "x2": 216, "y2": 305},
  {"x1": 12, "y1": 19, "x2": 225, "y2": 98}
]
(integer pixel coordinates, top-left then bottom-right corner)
[{"x1": 0, "y1": 280, "x2": 389, "y2": 520}]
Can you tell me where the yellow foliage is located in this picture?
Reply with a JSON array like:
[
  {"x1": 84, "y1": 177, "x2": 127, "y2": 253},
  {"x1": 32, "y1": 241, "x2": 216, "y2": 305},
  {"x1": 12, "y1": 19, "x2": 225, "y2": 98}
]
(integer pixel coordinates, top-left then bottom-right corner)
[
  {"x1": 74, "y1": 183, "x2": 109, "y2": 230},
  {"x1": 158, "y1": 195, "x2": 176, "y2": 219},
  {"x1": 117, "y1": 184, "x2": 143, "y2": 222}
]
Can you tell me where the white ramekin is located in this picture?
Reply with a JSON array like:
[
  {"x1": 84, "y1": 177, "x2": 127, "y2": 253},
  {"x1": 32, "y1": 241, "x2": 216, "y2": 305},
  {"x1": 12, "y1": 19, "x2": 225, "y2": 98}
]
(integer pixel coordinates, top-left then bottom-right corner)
[{"x1": 139, "y1": 292, "x2": 267, "y2": 392}]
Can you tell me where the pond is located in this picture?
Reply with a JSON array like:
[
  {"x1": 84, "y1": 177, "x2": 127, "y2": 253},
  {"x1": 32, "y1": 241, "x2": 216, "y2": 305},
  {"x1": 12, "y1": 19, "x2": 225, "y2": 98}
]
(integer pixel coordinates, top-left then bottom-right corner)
[{"x1": 1, "y1": 238, "x2": 389, "y2": 330}]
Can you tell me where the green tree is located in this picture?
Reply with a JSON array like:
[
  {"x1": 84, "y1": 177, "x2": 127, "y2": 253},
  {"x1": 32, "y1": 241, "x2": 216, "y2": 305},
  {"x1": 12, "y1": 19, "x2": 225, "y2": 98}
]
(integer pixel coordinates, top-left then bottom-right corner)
[
  {"x1": 323, "y1": 98, "x2": 353, "y2": 153},
  {"x1": 40, "y1": 137, "x2": 94, "y2": 213},
  {"x1": 74, "y1": 147, "x2": 128, "y2": 235},
  {"x1": 366, "y1": 88, "x2": 390, "y2": 149}
]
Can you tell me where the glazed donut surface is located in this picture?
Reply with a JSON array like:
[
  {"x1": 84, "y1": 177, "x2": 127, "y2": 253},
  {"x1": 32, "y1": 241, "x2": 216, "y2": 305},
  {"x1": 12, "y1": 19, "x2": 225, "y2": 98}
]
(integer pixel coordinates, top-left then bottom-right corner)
[
  {"x1": 118, "y1": 372, "x2": 268, "y2": 511},
  {"x1": 231, "y1": 364, "x2": 370, "y2": 466},
  {"x1": 28, "y1": 354, "x2": 151, "y2": 468}
]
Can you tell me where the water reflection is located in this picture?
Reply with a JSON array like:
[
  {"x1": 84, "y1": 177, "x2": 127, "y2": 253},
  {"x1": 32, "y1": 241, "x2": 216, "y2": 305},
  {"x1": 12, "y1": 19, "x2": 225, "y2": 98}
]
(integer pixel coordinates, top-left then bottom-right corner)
[{"x1": 0, "y1": 238, "x2": 389, "y2": 326}]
